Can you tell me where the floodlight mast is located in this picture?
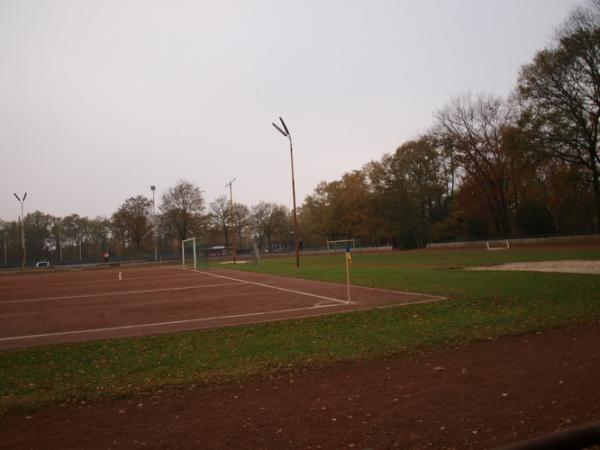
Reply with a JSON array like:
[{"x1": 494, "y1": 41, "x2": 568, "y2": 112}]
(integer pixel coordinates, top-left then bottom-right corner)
[
  {"x1": 225, "y1": 178, "x2": 237, "y2": 264},
  {"x1": 13, "y1": 192, "x2": 27, "y2": 268},
  {"x1": 272, "y1": 117, "x2": 300, "y2": 269}
]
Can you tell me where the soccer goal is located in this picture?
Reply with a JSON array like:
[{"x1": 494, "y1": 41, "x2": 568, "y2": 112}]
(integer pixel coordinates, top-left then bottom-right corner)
[
  {"x1": 486, "y1": 240, "x2": 510, "y2": 251},
  {"x1": 327, "y1": 239, "x2": 357, "y2": 254},
  {"x1": 182, "y1": 238, "x2": 209, "y2": 269}
]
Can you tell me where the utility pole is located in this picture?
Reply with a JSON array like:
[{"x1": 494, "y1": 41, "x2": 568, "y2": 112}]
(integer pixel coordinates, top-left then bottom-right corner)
[
  {"x1": 225, "y1": 178, "x2": 237, "y2": 264},
  {"x1": 151, "y1": 185, "x2": 158, "y2": 261},
  {"x1": 272, "y1": 117, "x2": 300, "y2": 268},
  {"x1": 13, "y1": 192, "x2": 27, "y2": 268}
]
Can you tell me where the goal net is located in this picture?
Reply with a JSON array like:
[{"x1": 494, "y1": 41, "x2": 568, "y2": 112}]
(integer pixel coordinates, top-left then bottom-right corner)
[
  {"x1": 182, "y1": 238, "x2": 209, "y2": 269},
  {"x1": 486, "y1": 240, "x2": 510, "y2": 251},
  {"x1": 327, "y1": 239, "x2": 357, "y2": 254}
]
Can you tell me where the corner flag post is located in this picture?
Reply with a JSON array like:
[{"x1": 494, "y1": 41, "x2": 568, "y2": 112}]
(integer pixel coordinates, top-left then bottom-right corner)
[{"x1": 345, "y1": 244, "x2": 352, "y2": 303}]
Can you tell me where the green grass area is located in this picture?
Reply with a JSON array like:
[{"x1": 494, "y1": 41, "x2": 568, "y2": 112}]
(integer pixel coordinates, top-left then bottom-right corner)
[{"x1": 2, "y1": 248, "x2": 600, "y2": 413}]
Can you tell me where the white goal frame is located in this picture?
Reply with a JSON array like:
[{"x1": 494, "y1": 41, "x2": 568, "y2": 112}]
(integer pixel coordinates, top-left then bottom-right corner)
[
  {"x1": 486, "y1": 240, "x2": 510, "y2": 251},
  {"x1": 327, "y1": 239, "x2": 356, "y2": 254},
  {"x1": 182, "y1": 237, "x2": 197, "y2": 268}
]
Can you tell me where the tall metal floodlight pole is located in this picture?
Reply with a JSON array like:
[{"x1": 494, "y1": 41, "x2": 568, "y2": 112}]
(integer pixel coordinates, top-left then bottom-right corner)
[
  {"x1": 150, "y1": 185, "x2": 158, "y2": 261},
  {"x1": 225, "y1": 178, "x2": 237, "y2": 264},
  {"x1": 272, "y1": 117, "x2": 300, "y2": 268},
  {"x1": 13, "y1": 192, "x2": 27, "y2": 268}
]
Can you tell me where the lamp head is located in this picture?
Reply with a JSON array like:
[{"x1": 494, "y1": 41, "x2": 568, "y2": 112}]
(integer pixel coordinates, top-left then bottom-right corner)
[
  {"x1": 279, "y1": 117, "x2": 290, "y2": 136},
  {"x1": 272, "y1": 122, "x2": 288, "y2": 137}
]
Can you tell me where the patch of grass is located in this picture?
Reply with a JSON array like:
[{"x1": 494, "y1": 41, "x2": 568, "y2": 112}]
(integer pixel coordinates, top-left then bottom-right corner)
[{"x1": 1, "y1": 248, "x2": 600, "y2": 413}]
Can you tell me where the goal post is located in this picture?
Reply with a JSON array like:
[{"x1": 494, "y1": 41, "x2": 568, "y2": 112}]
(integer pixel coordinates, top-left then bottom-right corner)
[
  {"x1": 486, "y1": 240, "x2": 510, "y2": 251},
  {"x1": 252, "y1": 243, "x2": 261, "y2": 265},
  {"x1": 327, "y1": 239, "x2": 357, "y2": 254},
  {"x1": 182, "y1": 238, "x2": 209, "y2": 269}
]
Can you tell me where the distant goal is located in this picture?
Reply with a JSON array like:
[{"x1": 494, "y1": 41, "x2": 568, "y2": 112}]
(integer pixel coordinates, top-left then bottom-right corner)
[
  {"x1": 486, "y1": 240, "x2": 510, "y2": 251},
  {"x1": 327, "y1": 239, "x2": 357, "y2": 254},
  {"x1": 182, "y1": 237, "x2": 209, "y2": 269}
]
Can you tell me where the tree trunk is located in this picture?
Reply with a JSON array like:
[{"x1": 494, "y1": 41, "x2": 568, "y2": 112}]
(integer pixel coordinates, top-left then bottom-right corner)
[{"x1": 223, "y1": 226, "x2": 229, "y2": 250}]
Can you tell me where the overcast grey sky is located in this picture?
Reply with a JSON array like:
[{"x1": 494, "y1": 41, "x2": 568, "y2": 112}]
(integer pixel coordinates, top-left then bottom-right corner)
[{"x1": 0, "y1": 0, "x2": 580, "y2": 221}]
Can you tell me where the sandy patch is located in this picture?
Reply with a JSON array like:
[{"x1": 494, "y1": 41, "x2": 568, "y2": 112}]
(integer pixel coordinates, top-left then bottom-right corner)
[{"x1": 471, "y1": 259, "x2": 600, "y2": 274}]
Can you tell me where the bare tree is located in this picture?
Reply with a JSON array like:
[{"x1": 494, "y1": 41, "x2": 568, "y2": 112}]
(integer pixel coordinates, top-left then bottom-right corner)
[
  {"x1": 209, "y1": 195, "x2": 232, "y2": 249},
  {"x1": 231, "y1": 203, "x2": 250, "y2": 247},
  {"x1": 435, "y1": 94, "x2": 516, "y2": 236},
  {"x1": 111, "y1": 196, "x2": 153, "y2": 253},
  {"x1": 160, "y1": 180, "x2": 206, "y2": 243},
  {"x1": 251, "y1": 202, "x2": 290, "y2": 250}
]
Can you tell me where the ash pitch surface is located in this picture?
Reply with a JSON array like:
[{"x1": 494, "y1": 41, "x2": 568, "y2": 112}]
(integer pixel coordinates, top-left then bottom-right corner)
[{"x1": 0, "y1": 265, "x2": 445, "y2": 349}]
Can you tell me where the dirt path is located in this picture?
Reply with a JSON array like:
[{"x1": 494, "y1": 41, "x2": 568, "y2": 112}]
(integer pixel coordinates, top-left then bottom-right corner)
[{"x1": 2, "y1": 323, "x2": 599, "y2": 450}]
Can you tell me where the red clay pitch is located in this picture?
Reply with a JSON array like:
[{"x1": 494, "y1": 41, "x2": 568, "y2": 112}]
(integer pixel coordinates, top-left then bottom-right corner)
[{"x1": 0, "y1": 265, "x2": 445, "y2": 350}]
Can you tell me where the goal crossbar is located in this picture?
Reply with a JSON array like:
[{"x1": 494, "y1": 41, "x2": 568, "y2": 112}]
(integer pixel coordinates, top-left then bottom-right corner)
[
  {"x1": 182, "y1": 238, "x2": 197, "y2": 269},
  {"x1": 486, "y1": 240, "x2": 510, "y2": 251},
  {"x1": 182, "y1": 238, "x2": 209, "y2": 269},
  {"x1": 327, "y1": 239, "x2": 356, "y2": 254}
]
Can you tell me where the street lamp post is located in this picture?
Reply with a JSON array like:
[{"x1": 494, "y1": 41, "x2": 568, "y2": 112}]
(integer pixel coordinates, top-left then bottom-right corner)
[
  {"x1": 150, "y1": 185, "x2": 158, "y2": 261},
  {"x1": 225, "y1": 178, "x2": 237, "y2": 264},
  {"x1": 272, "y1": 117, "x2": 300, "y2": 269},
  {"x1": 13, "y1": 192, "x2": 27, "y2": 268}
]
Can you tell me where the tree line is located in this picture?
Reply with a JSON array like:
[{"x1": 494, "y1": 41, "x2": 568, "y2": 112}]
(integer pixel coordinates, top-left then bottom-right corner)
[
  {"x1": 300, "y1": 0, "x2": 600, "y2": 248},
  {"x1": 1, "y1": 0, "x2": 599, "y2": 264},
  {"x1": 0, "y1": 180, "x2": 299, "y2": 265}
]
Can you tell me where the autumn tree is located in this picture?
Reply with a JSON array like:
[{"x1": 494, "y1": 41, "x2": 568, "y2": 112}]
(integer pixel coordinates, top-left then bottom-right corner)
[
  {"x1": 269, "y1": 205, "x2": 292, "y2": 247},
  {"x1": 0, "y1": 219, "x2": 7, "y2": 264},
  {"x1": 87, "y1": 217, "x2": 111, "y2": 256},
  {"x1": 323, "y1": 171, "x2": 376, "y2": 242},
  {"x1": 111, "y1": 196, "x2": 153, "y2": 253},
  {"x1": 517, "y1": 0, "x2": 600, "y2": 228},
  {"x1": 20, "y1": 211, "x2": 54, "y2": 261},
  {"x1": 61, "y1": 214, "x2": 90, "y2": 260},
  {"x1": 298, "y1": 182, "x2": 331, "y2": 247},
  {"x1": 366, "y1": 136, "x2": 453, "y2": 247},
  {"x1": 0, "y1": 220, "x2": 19, "y2": 265}
]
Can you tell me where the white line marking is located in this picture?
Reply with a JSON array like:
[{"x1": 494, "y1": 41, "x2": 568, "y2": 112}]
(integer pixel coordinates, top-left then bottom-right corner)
[
  {"x1": 118, "y1": 272, "x2": 212, "y2": 282},
  {"x1": 0, "y1": 304, "x2": 341, "y2": 342},
  {"x1": 0, "y1": 296, "x2": 451, "y2": 344},
  {"x1": 0, "y1": 268, "x2": 209, "y2": 286},
  {"x1": 0, "y1": 282, "x2": 242, "y2": 305},
  {"x1": 189, "y1": 269, "x2": 350, "y2": 305}
]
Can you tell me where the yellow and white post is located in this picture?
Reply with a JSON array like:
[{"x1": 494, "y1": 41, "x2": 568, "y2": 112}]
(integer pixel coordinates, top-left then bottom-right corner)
[{"x1": 345, "y1": 245, "x2": 352, "y2": 304}]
